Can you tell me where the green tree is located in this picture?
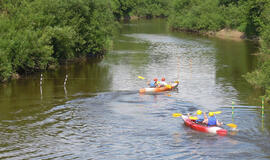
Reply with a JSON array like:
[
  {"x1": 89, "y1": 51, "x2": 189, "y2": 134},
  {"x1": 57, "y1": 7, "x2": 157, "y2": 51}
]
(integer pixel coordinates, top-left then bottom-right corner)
[
  {"x1": 0, "y1": 0, "x2": 117, "y2": 81},
  {"x1": 169, "y1": 0, "x2": 224, "y2": 31}
]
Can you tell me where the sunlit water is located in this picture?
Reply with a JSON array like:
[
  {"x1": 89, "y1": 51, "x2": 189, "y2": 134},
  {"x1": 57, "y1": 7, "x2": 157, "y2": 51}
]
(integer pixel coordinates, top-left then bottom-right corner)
[{"x1": 0, "y1": 19, "x2": 270, "y2": 159}]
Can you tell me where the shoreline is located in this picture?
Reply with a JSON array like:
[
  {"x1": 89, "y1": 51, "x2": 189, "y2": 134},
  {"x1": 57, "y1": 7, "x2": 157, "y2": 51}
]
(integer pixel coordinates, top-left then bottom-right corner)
[
  {"x1": 129, "y1": 17, "x2": 252, "y2": 41},
  {"x1": 207, "y1": 29, "x2": 247, "y2": 41}
]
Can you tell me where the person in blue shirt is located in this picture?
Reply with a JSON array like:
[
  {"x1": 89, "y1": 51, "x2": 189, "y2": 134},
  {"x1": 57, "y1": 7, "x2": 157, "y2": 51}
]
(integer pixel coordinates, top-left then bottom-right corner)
[
  {"x1": 195, "y1": 110, "x2": 204, "y2": 123},
  {"x1": 148, "y1": 78, "x2": 158, "y2": 88},
  {"x1": 203, "y1": 112, "x2": 223, "y2": 126},
  {"x1": 187, "y1": 110, "x2": 204, "y2": 123}
]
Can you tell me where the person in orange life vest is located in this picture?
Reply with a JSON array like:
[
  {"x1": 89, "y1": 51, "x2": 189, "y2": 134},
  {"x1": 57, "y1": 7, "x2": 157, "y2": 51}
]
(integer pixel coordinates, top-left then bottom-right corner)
[
  {"x1": 203, "y1": 112, "x2": 223, "y2": 126},
  {"x1": 148, "y1": 78, "x2": 158, "y2": 88},
  {"x1": 158, "y1": 77, "x2": 168, "y2": 87}
]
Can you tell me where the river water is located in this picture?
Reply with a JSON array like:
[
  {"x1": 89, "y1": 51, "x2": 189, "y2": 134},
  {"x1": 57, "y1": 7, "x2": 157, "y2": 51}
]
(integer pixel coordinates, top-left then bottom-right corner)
[{"x1": 0, "y1": 19, "x2": 269, "y2": 159}]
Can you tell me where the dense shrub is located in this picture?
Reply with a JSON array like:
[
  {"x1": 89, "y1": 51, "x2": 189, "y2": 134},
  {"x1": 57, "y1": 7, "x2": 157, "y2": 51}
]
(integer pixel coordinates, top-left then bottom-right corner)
[
  {"x1": 133, "y1": 0, "x2": 170, "y2": 18},
  {"x1": 0, "y1": 0, "x2": 116, "y2": 81},
  {"x1": 168, "y1": 0, "x2": 224, "y2": 31},
  {"x1": 243, "y1": 1, "x2": 270, "y2": 100},
  {"x1": 111, "y1": 0, "x2": 170, "y2": 20}
]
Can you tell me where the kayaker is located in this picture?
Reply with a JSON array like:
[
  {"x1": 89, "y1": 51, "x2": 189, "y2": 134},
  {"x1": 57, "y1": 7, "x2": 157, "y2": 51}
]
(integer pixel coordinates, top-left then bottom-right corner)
[
  {"x1": 188, "y1": 110, "x2": 204, "y2": 123},
  {"x1": 158, "y1": 77, "x2": 168, "y2": 87},
  {"x1": 148, "y1": 78, "x2": 158, "y2": 88},
  {"x1": 203, "y1": 112, "x2": 223, "y2": 126},
  {"x1": 195, "y1": 110, "x2": 204, "y2": 123}
]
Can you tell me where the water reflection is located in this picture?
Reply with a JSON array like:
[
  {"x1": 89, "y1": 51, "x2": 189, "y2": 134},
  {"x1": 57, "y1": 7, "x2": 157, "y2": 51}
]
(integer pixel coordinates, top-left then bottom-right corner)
[{"x1": 0, "y1": 59, "x2": 112, "y2": 120}]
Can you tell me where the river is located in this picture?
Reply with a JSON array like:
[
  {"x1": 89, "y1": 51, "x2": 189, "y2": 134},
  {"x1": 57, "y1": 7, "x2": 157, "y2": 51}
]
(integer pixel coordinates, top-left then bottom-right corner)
[{"x1": 0, "y1": 19, "x2": 269, "y2": 159}]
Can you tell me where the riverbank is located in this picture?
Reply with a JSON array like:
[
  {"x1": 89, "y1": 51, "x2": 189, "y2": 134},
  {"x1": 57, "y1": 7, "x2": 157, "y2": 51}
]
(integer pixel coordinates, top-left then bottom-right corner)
[
  {"x1": 170, "y1": 27, "x2": 250, "y2": 41},
  {"x1": 207, "y1": 29, "x2": 246, "y2": 41}
]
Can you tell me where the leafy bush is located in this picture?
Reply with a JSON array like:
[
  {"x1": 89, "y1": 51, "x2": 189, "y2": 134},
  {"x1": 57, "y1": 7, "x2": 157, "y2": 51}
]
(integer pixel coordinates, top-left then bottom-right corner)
[
  {"x1": 169, "y1": 0, "x2": 224, "y2": 31},
  {"x1": 133, "y1": 0, "x2": 170, "y2": 18},
  {"x1": 0, "y1": 0, "x2": 117, "y2": 81}
]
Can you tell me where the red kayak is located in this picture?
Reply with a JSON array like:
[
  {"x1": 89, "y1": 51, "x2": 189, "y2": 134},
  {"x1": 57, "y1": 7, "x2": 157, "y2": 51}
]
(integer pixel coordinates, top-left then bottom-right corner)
[
  {"x1": 182, "y1": 115, "x2": 227, "y2": 136},
  {"x1": 139, "y1": 82, "x2": 179, "y2": 93}
]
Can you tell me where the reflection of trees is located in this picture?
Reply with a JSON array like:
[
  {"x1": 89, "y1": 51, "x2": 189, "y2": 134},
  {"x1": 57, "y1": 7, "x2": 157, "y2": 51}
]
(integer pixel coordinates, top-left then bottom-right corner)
[
  {"x1": 214, "y1": 39, "x2": 260, "y2": 103},
  {"x1": 121, "y1": 19, "x2": 168, "y2": 34},
  {"x1": 0, "y1": 58, "x2": 112, "y2": 119},
  {"x1": 215, "y1": 40, "x2": 258, "y2": 81},
  {"x1": 44, "y1": 58, "x2": 112, "y2": 95}
]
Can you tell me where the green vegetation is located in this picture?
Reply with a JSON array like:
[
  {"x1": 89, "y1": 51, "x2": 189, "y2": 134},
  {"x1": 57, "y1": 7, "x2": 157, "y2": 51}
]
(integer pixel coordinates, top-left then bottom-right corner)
[
  {"x1": 111, "y1": 0, "x2": 170, "y2": 20},
  {"x1": 133, "y1": 0, "x2": 170, "y2": 18},
  {"x1": 168, "y1": 0, "x2": 250, "y2": 32},
  {"x1": 241, "y1": 0, "x2": 270, "y2": 100},
  {"x1": 0, "y1": 0, "x2": 170, "y2": 81},
  {"x1": 0, "y1": 0, "x2": 116, "y2": 81},
  {"x1": 169, "y1": 0, "x2": 223, "y2": 31}
]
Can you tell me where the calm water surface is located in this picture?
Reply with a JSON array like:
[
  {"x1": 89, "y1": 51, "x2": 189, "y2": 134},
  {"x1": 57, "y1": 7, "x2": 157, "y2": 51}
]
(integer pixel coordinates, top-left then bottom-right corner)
[{"x1": 0, "y1": 19, "x2": 269, "y2": 159}]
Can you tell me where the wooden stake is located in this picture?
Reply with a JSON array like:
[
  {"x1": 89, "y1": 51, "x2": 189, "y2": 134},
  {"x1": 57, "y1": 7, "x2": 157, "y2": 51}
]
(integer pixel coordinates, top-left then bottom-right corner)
[
  {"x1": 262, "y1": 97, "x2": 264, "y2": 117},
  {"x1": 64, "y1": 74, "x2": 68, "y2": 86},
  {"x1": 177, "y1": 56, "x2": 180, "y2": 80},
  {"x1": 40, "y1": 74, "x2": 43, "y2": 100},
  {"x1": 232, "y1": 101, "x2": 234, "y2": 121},
  {"x1": 40, "y1": 74, "x2": 43, "y2": 86}
]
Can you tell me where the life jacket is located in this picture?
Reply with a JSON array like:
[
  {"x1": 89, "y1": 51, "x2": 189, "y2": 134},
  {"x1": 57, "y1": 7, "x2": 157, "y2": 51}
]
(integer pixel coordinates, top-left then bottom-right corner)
[
  {"x1": 149, "y1": 81, "x2": 156, "y2": 88},
  {"x1": 196, "y1": 114, "x2": 204, "y2": 123},
  {"x1": 208, "y1": 116, "x2": 217, "y2": 126},
  {"x1": 159, "y1": 81, "x2": 167, "y2": 87}
]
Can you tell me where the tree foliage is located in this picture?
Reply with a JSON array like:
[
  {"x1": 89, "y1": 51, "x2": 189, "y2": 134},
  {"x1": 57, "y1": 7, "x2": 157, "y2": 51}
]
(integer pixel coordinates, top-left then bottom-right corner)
[
  {"x1": 111, "y1": 0, "x2": 170, "y2": 20},
  {"x1": 0, "y1": 0, "x2": 116, "y2": 81},
  {"x1": 243, "y1": 0, "x2": 270, "y2": 100}
]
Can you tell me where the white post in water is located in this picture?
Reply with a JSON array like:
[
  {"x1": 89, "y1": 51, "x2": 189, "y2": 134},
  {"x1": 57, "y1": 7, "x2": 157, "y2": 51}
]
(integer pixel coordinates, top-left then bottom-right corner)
[
  {"x1": 189, "y1": 58, "x2": 192, "y2": 79},
  {"x1": 40, "y1": 74, "x2": 43, "y2": 86},
  {"x1": 232, "y1": 101, "x2": 235, "y2": 122},
  {"x1": 177, "y1": 56, "x2": 180, "y2": 80},
  {"x1": 64, "y1": 74, "x2": 68, "y2": 99},
  {"x1": 40, "y1": 74, "x2": 43, "y2": 100},
  {"x1": 64, "y1": 74, "x2": 68, "y2": 86}
]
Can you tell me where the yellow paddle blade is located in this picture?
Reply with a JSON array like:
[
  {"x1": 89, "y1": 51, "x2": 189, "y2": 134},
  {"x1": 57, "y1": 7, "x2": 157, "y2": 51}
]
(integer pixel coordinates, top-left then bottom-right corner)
[
  {"x1": 172, "y1": 113, "x2": 182, "y2": 117},
  {"x1": 226, "y1": 123, "x2": 237, "y2": 128},
  {"x1": 157, "y1": 81, "x2": 160, "y2": 84},
  {"x1": 174, "y1": 80, "x2": 179, "y2": 83},
  {"x1": 166, "y1": 85, "x2": 172, "y2": 89},
  {"x1": 213, "y1": 111, "x2": 222, "y2": 114},
  {"x1": 138, "y1": 76, "x2": 145, "y2": 80},
  {"x1": 189, "y1": 116, "x2": 198, "y2": 120}
]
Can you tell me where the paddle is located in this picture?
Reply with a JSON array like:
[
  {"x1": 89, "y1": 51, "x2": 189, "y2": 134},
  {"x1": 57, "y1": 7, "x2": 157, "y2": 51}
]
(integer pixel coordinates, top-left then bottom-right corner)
[
  {"x1": 172, "y1": 111, "x2": 221, "y2": 118},
  {"x1": 138, "y1": 76, "x2": 145, "y2": 80},
  {"x1": 174, "y1": 80, "x2": 180, "y2": 84},
  {"x1": 171, "y1": 113, "x2": 198, "y2": 120},
  {"x1": 225, "y1": 123, "x2": 237, "y2": 128},
  {"x1": 138, "y1": 76, "x2": 160, "y2": 83},
  {"x1": 213, "y1": 111, "x2": 222, "y2": 114},
  {"x1": 189, "y1": 116, "x2": 198, "y2": 120},
  {"x1": 172, "y1": 113, "x2": 182, "y2": 117}
]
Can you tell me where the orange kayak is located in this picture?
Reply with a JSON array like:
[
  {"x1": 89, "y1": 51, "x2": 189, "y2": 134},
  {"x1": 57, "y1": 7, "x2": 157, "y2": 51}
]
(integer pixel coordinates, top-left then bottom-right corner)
[{"x1": 139, "y1": 82, "x2": 179, "y2": 93}]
